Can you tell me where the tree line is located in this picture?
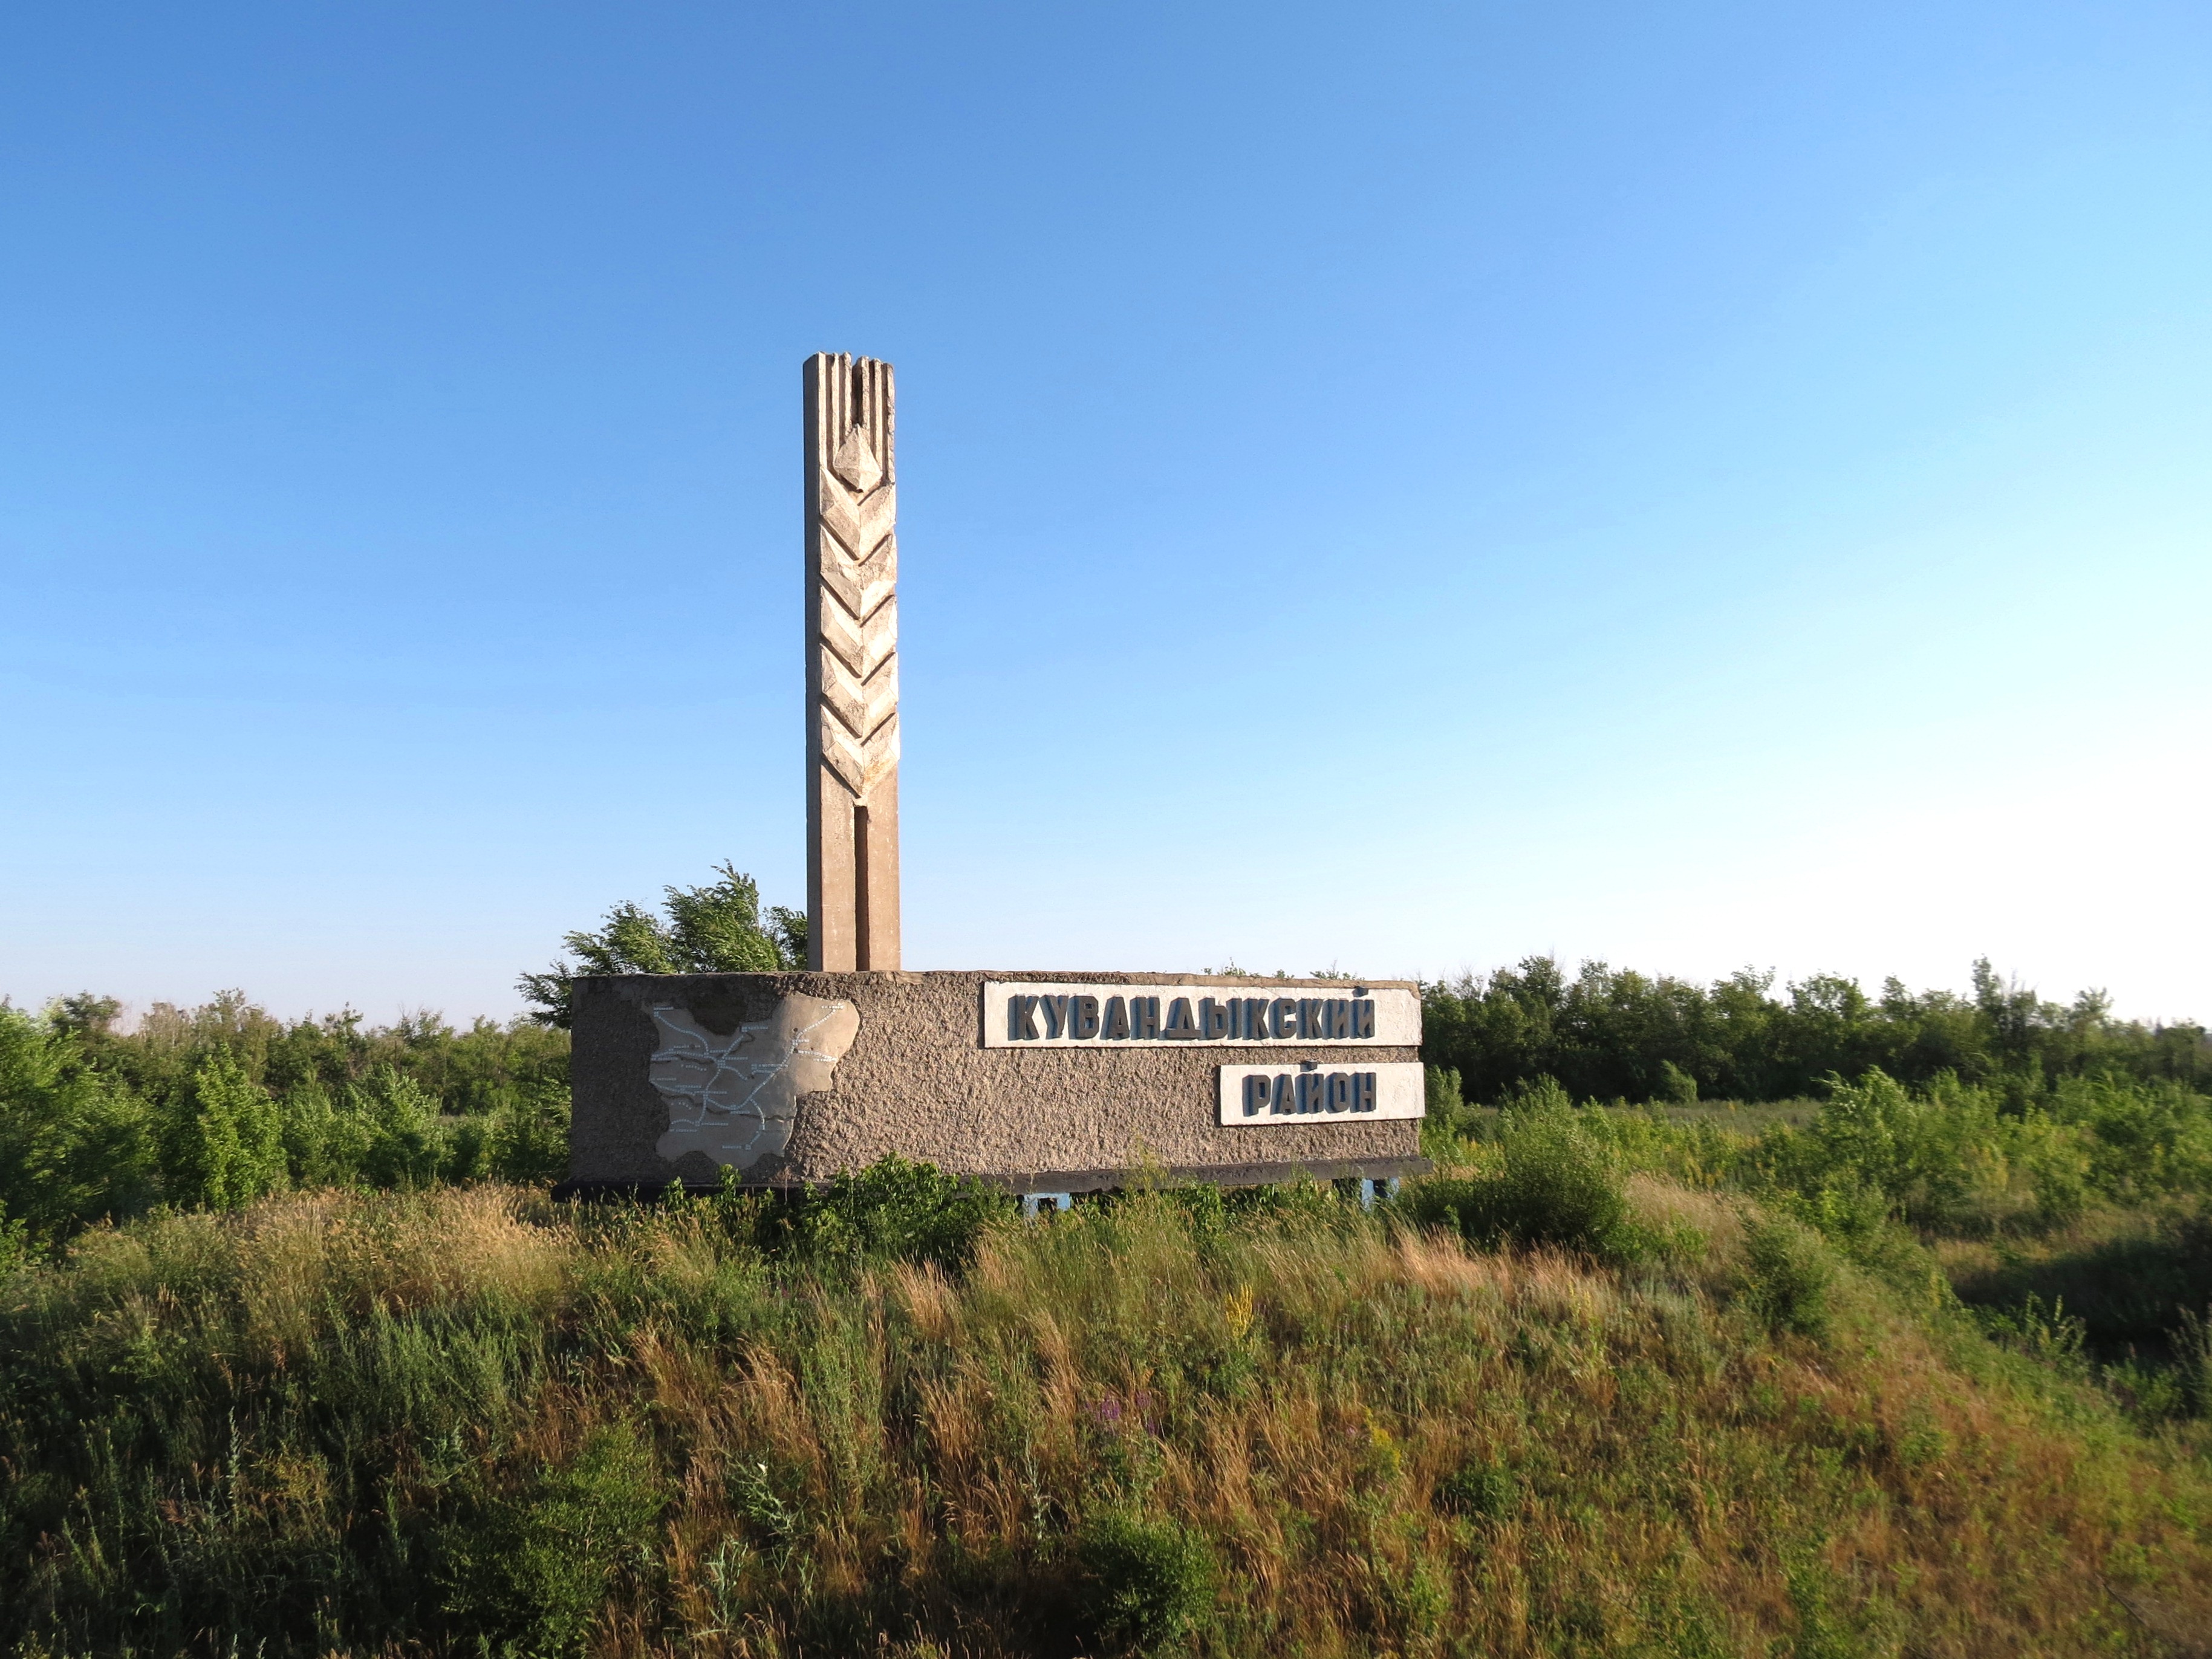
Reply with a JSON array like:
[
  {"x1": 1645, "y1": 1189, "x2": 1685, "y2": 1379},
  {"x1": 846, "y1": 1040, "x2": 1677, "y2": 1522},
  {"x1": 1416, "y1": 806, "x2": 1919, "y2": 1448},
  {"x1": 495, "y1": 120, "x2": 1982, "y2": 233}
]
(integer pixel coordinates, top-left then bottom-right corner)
[{"x1": 1422, "y1": 955, "x2": 2209, "y2": 1106}]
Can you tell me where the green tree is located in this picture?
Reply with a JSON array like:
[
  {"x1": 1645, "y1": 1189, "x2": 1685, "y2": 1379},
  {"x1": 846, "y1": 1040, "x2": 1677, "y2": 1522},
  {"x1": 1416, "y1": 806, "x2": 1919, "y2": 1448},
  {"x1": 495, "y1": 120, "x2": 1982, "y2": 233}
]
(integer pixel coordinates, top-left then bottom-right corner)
[
  {"x1": 351, "y1": 1065, "x2": 444, "y2": 1189},
  {"x1": 163, "y1": 1048, "x2": 287, "y2": 1210},
  {"x1": 518, "y1": 862, "x2": 806, "y2": 1028},
  {"x1": 1657, "y1": 1059, "x2": 1699, "y2": 1105},
  {"x1": 0, "y1": 1005, "x2": 156, "y2": 1246},
  {"x1": 488, "y1": 1080, "x2": 571, "y2": 1183},
  {"x1": 278, "y1": 1080, "x2": 372, "y2": 1189}
]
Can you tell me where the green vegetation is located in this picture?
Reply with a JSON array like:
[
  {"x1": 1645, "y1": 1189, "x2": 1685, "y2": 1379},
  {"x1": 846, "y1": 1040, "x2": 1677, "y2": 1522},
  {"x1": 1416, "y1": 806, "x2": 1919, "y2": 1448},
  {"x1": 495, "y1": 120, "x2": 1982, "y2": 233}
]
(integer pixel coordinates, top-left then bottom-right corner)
[
  {"x1": 0, "y1": 860, "x2": 813, "y2": 1253},
  {"x1": 2, "y1": 1152, "x2": 2207, "y2": 1656},
  {"x1": 518, "y1": 862, "x2": 806, "y2": 1028},
  {"x1": 1426, "y1": 1065, "x2": 2212, "y2": 1422},
  {"x1": 0, "y1": 993, "x2": 568, "y2": 1252},
  {"x1": 1399, "y1": 1083, "x2": 1647, "y2": 1261},
  {"x1": 1423, "y1": 955, "x2": 2209, "y2": 1104},
  {"x1": 2, "y1": 946, "x2": 2210, "y2": 1654}
]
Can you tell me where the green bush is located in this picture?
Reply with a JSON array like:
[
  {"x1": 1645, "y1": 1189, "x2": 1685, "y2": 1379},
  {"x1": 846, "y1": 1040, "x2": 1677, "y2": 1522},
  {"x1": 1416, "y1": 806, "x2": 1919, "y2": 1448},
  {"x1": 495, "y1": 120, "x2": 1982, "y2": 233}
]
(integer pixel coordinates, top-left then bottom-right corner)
[
  {"x1": 1743, "y1": 1068, "x2": 2212, "y2": 1239},
  {"x1": 1493, "y1": 1096, "x2": 1633, "y2": 1252},
  {"x1": 779, "y1": 1155, "x2": 1006, "y2": 1269},
  {"x1": 3, "y1": 995, "x2": 574, "y2": 1245},
  {"x1": 437, "y1": 1422, "x2": 667, "y2": 1657},
  {"x1": 160, "y1": 1048, "x2": 287, "y2": 1211},
  {"x1": 1437, "y1": 1453, "x2": 1520, "y2": 1520},
  {"x1": 276, "y1": 1078, "x2": 364, "y2": 1188},
  {"x1": 0, "y1": 1005, "x2": 156, "y2": 1247},
  {"x1": 1740, "y1": 1217, "x2": 1836, "y2": 1340},
  {"x1": 2051, "y1": 1074, "x2": 2212, "y2": 1202},
  {"x1": 2021, "y1": 1124, "x2": 2092, "y2": 1229},
  {"x1": 352, "y1": 1064, "x2": 444, "y2": 1189},
  {"x1": 489, "y1": 1079, "x2": 573, "y2": 1183},
  {"x1": 1404, "y1": 1082, "x2": 1639, "y2": 1261},
  {"x1": 1422, "y1": 1063, "x2": 1471, "y2": 1159},
  {"x1": 1070, "y1": 1511, "x2": 1215, "y2": 1656}
]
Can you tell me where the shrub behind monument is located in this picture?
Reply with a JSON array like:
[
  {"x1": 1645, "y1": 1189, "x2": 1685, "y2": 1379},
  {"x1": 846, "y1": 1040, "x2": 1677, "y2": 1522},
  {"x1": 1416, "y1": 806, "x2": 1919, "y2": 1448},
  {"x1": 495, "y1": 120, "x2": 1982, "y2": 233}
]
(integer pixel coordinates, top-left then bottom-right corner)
[{"x1": 1399, "y1": 1079, "x2": 1641, "y2": 1260}]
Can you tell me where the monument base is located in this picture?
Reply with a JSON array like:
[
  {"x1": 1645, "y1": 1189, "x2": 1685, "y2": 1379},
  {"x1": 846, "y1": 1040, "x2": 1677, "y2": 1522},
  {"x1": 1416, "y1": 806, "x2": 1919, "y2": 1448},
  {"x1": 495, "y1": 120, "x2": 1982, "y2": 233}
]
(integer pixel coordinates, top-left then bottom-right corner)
[{"x1": 566, "y1": 970, "x2": 1428, "y2": 1195}]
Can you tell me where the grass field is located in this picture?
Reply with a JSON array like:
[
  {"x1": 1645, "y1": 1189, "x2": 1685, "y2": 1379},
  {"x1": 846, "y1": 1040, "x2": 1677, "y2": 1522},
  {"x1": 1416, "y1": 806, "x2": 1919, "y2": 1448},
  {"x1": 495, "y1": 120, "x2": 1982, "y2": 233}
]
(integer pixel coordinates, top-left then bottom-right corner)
[{"x1": 2, "y1": 1152, "x2": 2208, "y2": 1657}]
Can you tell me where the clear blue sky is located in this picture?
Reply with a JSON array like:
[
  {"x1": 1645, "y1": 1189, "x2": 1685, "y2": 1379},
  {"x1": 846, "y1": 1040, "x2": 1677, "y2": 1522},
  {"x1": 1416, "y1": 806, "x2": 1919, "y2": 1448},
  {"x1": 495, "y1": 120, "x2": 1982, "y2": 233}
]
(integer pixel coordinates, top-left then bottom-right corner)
[{"x1": 4, "y1": 2, "x2": 2207, "y2": 1025}]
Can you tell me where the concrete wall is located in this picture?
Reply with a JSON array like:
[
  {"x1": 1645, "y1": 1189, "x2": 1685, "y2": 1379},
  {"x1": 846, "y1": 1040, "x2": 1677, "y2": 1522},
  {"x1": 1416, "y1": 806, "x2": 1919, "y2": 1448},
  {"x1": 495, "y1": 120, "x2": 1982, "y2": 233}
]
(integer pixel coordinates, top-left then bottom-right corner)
[{"x1": 568, "y1": 970, "x2": 1426, "y2": 1192}]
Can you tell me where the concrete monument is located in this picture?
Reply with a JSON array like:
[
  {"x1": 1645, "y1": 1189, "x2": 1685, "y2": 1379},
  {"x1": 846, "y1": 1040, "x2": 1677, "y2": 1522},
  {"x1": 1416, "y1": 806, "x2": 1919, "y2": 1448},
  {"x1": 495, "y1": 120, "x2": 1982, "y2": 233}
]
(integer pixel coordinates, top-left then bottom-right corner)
[
  {"x1": 804, "y1": 353, "x2": 900, "y2": 972},
  {"x1": 568, "y1": 971, "x2": 1425, "y2": 1195},
  {"x1": 564, "y1": 354, "x2": 1427, "y2": 1203}
]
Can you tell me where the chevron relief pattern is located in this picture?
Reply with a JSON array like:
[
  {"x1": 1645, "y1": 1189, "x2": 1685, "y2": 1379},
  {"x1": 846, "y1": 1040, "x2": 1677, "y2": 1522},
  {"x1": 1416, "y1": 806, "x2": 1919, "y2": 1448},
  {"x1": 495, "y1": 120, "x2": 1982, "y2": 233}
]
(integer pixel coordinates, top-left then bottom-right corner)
[
  {"x1": 804, "y1": 352, "x2": 902, "y2": 970},
  {"x1": 812, "y1": 385, "x2": 898, "y2": 802}
]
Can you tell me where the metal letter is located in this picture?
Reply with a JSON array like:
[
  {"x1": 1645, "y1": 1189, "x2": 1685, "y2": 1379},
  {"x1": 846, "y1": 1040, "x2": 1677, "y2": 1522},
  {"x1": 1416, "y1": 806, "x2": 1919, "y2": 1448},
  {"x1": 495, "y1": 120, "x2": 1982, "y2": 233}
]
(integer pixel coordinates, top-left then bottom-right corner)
[
  {"x1": 1355, "y1": 998, "x2": 1375, "y2": 1039},
  {"x1": 1041, "y1": 995, "x2": 1069, "y2": 1038},
  {"x1": 1010, "y1": 996, "x2": 1040, "y2": 1041},
  {"x1": 1270, "y1": 998, "x2": 1297, "y2": 1039},
  {"x1": 1073, "y1": 995, "x2": 1101, "y2": 1039},
  {"x1": 1243, "y1": 1074, "x2": 1270, "y2": 1116},
  {"x1": 1327, "y1": 1072, "x2": 1351, "y2": 1112},
  {"x1": 1132, "y1": 996, "x2": 1160, "y2": 1039},
  {"x1": 1103, "y1": 996, "x2": 1129, "y2": 1039}
]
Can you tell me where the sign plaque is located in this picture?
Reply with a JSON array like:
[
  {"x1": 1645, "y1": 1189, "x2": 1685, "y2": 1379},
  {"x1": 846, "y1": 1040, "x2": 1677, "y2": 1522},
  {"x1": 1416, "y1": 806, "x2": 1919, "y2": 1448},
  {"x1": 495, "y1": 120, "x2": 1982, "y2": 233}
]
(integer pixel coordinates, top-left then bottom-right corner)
[
  {"x1": 983, "y1": 981, "x2": 1420, "y2": 1048},
  {"x1": 1217, "y1": 1060, "x2": 1425, "y2": 1125}
]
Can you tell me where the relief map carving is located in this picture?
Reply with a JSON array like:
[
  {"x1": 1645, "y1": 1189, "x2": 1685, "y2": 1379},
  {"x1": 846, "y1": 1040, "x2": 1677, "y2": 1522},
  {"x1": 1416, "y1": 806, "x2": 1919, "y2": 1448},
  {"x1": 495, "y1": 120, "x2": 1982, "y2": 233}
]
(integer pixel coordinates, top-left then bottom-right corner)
[{"x1": 649, "y1": 995, "x2": 861, "y2": 1170}]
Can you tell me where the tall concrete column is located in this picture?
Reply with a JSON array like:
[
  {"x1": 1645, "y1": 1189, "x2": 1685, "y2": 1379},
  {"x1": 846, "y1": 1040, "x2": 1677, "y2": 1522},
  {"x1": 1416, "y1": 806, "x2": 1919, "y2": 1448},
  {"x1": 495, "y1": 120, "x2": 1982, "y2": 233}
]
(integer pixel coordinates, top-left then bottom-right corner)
[{"x1": 803, "y1": 353, "x2": 900, "y2": 970}]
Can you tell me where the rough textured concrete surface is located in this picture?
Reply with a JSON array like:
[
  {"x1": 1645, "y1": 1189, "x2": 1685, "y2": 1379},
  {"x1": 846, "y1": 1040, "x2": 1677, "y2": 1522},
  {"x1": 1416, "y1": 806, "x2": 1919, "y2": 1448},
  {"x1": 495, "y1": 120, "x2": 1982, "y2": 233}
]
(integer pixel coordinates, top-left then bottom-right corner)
[
  {"x1": 569, "y1": 970, "x2": 1425, "y2": 1192},
  {"x1": 804, "y1": 353, "x2": 900, "y2": 971}
]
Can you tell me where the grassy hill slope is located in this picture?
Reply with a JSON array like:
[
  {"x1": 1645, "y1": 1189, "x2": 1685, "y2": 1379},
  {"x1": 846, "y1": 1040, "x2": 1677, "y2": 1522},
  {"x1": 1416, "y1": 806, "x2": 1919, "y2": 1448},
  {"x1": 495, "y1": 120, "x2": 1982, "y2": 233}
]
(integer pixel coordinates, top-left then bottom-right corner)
[{"x1": 3, "y1": 1161, "x2": 2207, "y2": 1657}]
